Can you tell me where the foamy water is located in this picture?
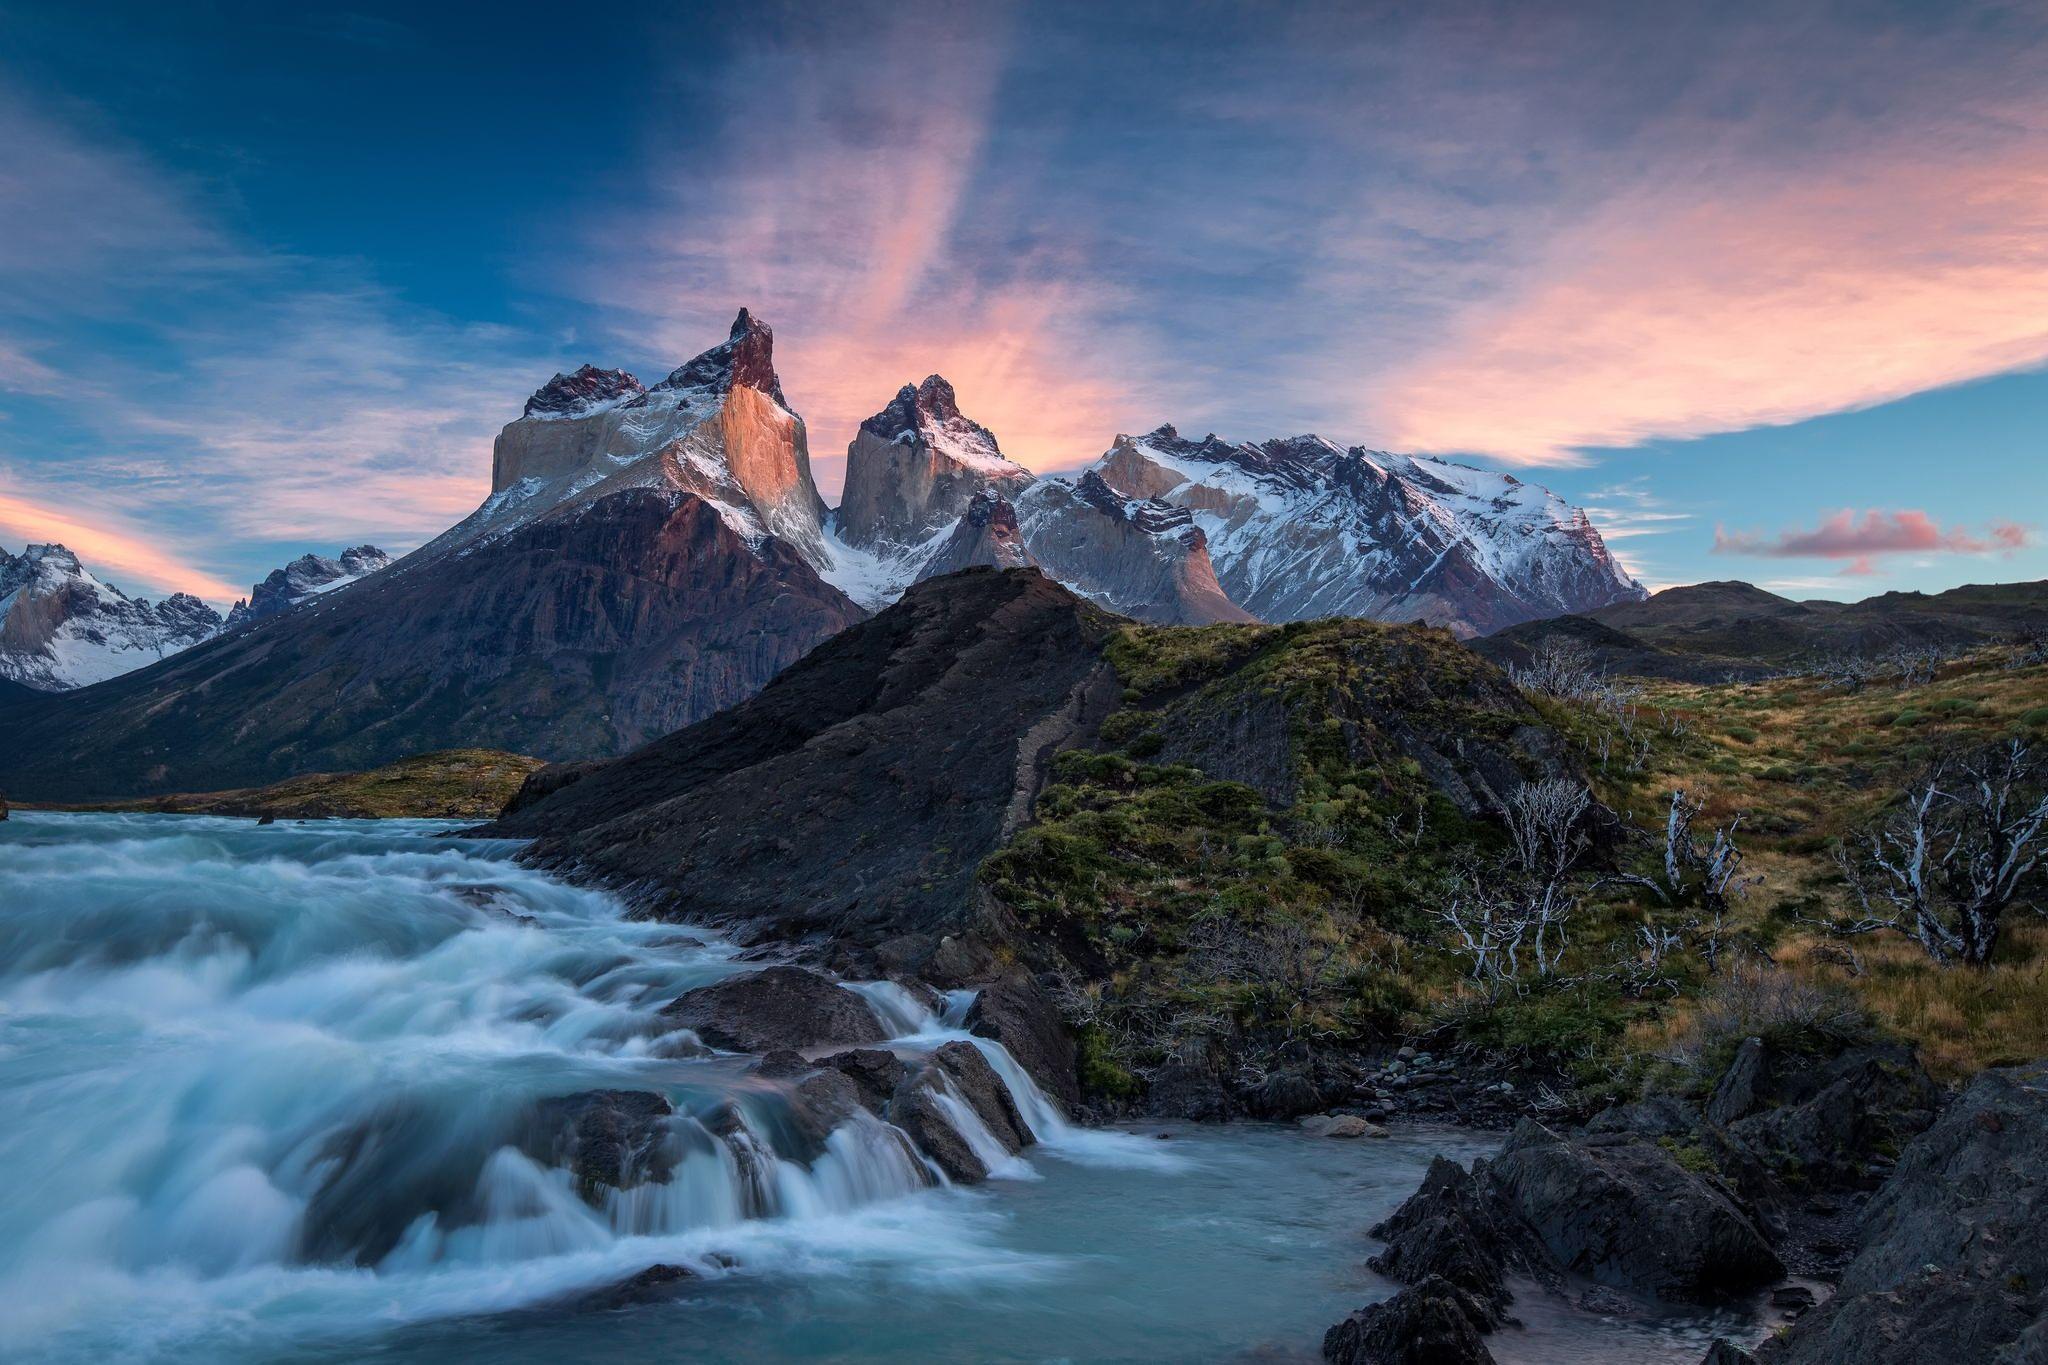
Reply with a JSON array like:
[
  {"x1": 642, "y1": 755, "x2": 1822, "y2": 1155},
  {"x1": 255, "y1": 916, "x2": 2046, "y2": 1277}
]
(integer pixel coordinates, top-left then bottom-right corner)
[{"x1": 0, "y1": 813, "x2": 1762, "y2": 1363}]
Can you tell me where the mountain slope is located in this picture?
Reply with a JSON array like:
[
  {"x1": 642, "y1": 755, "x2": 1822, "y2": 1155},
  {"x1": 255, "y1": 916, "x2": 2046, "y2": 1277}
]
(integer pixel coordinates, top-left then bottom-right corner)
[
  {"x1": 0, "y1": 312, "x2": 864, "y2": 800},
  {"x1": 1483, "y1": 578, "x2": 2048, "y2": 677},
  {"x1": 489, "y1": 567, "x2": 1126, "y2": 974},
  {"x1": 0, "y1": 544, "x2": 222, "y2": 690}
]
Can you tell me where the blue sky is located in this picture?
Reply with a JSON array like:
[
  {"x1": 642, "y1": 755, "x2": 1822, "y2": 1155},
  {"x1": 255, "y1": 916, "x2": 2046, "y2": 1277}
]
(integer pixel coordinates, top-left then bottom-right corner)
[{"x1": 0, "y1": 0, "x2": 2043, "y2": 605}]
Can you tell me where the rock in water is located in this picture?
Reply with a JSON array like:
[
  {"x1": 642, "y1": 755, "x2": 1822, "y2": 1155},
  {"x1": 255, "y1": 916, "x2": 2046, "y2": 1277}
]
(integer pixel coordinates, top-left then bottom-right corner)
[
  {"x1": 963, "y1": 975, "x2": 1081, "y2": 1111},
  {"x1": 663, "y1": 967, "x2": 889, "y2": 1054},
  {"x1": 1323, "y1": 1275, "x2": 1498, "y2": 1365}
]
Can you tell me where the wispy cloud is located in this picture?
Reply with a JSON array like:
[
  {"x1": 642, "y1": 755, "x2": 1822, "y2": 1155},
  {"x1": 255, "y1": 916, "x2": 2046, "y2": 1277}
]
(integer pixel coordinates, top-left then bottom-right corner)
[
  {"x1": 575, "y1": 2, "x2": 1153, "y2": 487},
  {"x1": 0, "y1": 81, "x2": 550, "y2": 599},
  {"x1": 0, "y1": 488, "x2": 241, "y2": 599}
]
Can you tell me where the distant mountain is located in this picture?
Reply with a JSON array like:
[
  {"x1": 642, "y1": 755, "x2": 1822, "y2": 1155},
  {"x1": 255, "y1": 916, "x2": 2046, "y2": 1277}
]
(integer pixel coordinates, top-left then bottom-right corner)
[
  {"x1": 0, "y1": 544, "x2": 222, "y2": 691},
  {"x1": 814, "y1": 384, "x2": 1640, "y2": 635},
  {"x1": 0, "y1": 311, "x2": 864, "y2": 800},
  {"x1": 222, "y1": 545, "x2": 391, "y2": 632},
  {"x1": 1084, "y1": 426, "x2": 1644, "y2": 635},
  {"x1": 1476, "y1": 578, "x2": 2048, "y2": 678}
]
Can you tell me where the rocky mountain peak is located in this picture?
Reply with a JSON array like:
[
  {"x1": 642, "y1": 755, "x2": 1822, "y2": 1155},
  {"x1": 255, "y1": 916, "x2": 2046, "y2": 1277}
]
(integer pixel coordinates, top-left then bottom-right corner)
[
  {"x1": 523, "y1": 365, "x2": 645, "y2": 420},
  {"x1": 653, "y1": 307, "x2": 787, "y2": 407},
  {"x1": 1, "y1": 542, "x2": 224, "y2": 691},
  {"x1": 832, "y1": 374, "x2": 1027, "y2": 561},
  {"x1": 223, "y1": 545, "x2": 393, "y2": 633}
]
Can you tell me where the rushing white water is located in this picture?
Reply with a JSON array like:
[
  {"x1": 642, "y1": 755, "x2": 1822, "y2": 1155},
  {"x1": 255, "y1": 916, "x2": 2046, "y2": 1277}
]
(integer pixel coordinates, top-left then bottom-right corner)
[{"x1": 0, "y1": 813, "x2": 1768, "y2": 1365}]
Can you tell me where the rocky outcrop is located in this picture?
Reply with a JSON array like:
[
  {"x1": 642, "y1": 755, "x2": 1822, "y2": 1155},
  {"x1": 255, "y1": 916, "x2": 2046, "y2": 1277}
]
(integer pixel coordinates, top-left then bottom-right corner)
[
  {"x1": 1756, "y1": 1061, "x2": 2048, "y2": 1363},
  {"x1": 663, "y1": 967, "x2": 889, "y2": 1053},
  {"x1": 1014, "y1": 472, "x2": 1255, "y2": 626},
  {"x1": 222, "y1": 545, "x2": 390, "y2": 632},
  {"x1": 487, "y1": 568, "x2": 1124, "y2": 973},
  {"x1": 0, "y1": 543, "x2": 223, "y2": 691},
  {"x1": 913, "y1": 491, "x2": 1036, "y2": 581},
  {"x1": 964, "y1": 975, "x2": 1080, "y2": 1111}
]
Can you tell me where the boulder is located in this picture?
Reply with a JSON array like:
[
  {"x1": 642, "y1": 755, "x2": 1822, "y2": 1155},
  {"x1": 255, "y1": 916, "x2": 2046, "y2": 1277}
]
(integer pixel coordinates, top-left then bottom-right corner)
[
  {"x1": 1302, "y1": 1114, "x2": 1387, "y2": 1139},
  {"x1": 963, "y1": 974, "x2": 1080, "y2": 1110},
  {"x1": 1322, "y1": 1275, "x2": 1498, "y2": 1365},
  {"x1": 1259, "y1": 1069, "x2": 1325, "y2": 1119},
  {"x1": 1763, "y1": 1061, "x2": 2048, "y2": 1363},
  {"x1": 1490, "y1": 1120, "x2": 1784, "y2": 1302},
  {"x1": 1699, "y1": 1341, "x2": 1757, "y2": 1365},
  {"x1": 579, "y1": 1261, "x2": 696, "y2": 1310},
  {"x1": 520, "y1": 1089, "x2": 676, "y2": 1198},
  {"x1": 1366, "y1": 1157, "x2": 1520, "y2": 1326},
  {"x1": 662, "y1": 966, "x2": 888, "y2": 1054},
  {"x1": 1145, "y1": 1059, "x2": 1236, "y2": 1121},
  {"x1": 886, "y1": 1041, "x2": 1032, "y2": 1182},
  {"x1": 822, "y1": 1048, "x2": 911, "y2": 1113},
  {"x1": 1724, "y1": 1043, "x2": 1939, "y2": 1191}
]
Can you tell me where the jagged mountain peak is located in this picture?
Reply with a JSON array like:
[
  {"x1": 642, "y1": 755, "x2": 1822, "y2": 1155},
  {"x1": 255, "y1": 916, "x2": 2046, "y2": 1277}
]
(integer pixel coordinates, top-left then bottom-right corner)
[
  {"x1": 524, "y1": 365, "x2": 645, "y2": 420},
  {"x1": 652, "y1": 307, "x2": 786, "y2": 407},
  {"x1": 223, "y1": 544, "x2": 394, "y2": 633}
]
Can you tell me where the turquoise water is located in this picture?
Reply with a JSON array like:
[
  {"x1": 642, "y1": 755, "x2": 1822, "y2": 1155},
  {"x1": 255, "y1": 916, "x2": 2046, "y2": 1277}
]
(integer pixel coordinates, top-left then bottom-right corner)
[{"x1": 0, "y1": 813, "x2": 1757, "y2": 1363}]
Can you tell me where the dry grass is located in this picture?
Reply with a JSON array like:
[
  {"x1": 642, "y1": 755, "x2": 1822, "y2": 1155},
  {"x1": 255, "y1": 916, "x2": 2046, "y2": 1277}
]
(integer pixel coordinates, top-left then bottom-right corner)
[{"x1": 1581, "y1": 647, "x2": 2048, "y2": 1078}]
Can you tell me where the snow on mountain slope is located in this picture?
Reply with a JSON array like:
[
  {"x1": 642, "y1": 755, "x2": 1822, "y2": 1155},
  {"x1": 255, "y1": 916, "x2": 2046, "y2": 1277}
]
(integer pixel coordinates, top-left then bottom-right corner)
[
  {"x1": 0, "y1": 544, "x2": 223, "y2": 690},
  {"x1": 1087, "y1": 426, "x2": 1645, "y2": 635},
  {"x1": 222, "y1": 545, "x2": 391, "y2": 632}
]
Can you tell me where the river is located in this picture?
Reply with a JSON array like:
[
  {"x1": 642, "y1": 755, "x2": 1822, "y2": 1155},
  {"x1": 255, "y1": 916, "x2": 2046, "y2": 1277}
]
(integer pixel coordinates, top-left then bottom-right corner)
[{"x1": 0, "y1": 813, "x2": 1758, "y2": 1362}]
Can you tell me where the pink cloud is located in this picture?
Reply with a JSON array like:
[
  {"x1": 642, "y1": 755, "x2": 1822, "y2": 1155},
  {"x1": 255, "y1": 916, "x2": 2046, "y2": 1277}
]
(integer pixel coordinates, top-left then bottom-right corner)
[
  {"x1": 1714, "y1": 509, "x2": 2035, "y2": 566},
  {"x1": 1369, "y1": 108, "x2": 2048, "y2": 464},
  {"x1": 0, "y1": 490, "x2": 242, "y2": 601}
]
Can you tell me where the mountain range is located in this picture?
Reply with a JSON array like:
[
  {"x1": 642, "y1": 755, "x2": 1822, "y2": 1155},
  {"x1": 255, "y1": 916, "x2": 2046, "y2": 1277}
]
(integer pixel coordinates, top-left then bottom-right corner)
[{"x1": 0, "y1": 309, "x2": 1638, "y2": 799}]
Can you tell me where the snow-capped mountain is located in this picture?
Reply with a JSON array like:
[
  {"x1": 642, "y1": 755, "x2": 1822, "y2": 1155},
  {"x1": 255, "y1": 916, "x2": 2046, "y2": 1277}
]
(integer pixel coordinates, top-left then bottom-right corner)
[
  {"x1": 222, "y1": 545, "x2": 391, "y2": 632},
  {"x1": 0, "y1": 544, "x2": 223, "y2": 691},
  {"x1": 817, "y1": 376, "x2": 1248, "y2": 624},
  {"x1": 1088, "y1": 426, "x2": 1645, "y2": 634},
  {"x1": 814, "y1": 378, "x2": 1640, "y2": 634},
  {"x1": 0, "y1": 311, "x2": 866, "y2": 798}
]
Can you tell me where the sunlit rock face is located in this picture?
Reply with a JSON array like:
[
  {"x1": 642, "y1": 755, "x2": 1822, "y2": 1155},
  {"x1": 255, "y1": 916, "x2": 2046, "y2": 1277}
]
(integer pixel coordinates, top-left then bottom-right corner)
[
  {"x1": 0, "y1": 311, "x2": 866, "y2": 800},
  {"x1": 473, "y1": 308, "x2": 830, "y2": 568},
  {"x1": 0, "y1": 543, "x2": 222, "y2": 691}
]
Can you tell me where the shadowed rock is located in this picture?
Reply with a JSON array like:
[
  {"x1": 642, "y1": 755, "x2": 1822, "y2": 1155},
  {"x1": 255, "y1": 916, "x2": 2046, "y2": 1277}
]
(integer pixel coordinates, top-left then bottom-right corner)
[{"x1": 663, "y1": 967, "x2": 888, "y2": 1054}]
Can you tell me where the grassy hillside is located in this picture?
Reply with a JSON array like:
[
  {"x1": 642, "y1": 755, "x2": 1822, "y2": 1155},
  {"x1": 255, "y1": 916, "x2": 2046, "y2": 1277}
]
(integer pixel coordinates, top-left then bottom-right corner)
[
  {"x1": 984, "y1": 616, "x2": 2048, "y2": 1111},
  {"x1": 1579, "y1": 643, "x2": 2048, "y2": 1078},
  {"x1": 38, "y1": 749, "x2": 546, "y2": 820}
]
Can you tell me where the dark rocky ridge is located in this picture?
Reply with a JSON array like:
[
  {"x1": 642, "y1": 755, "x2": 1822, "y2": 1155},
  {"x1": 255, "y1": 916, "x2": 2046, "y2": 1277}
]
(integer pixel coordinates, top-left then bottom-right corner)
[
  {"x1": 1483, "y1": 577, "x2": 2048, "y2": 678},
  {"x1": 523, "y1": 364, "x2": 645, "y2": 418},
  {"x1": 489, "y1": 567, "x2": 1125, "y2": 974},
  {"x1": 0, "y1": 491, "x2": 864, "y2": 800}
]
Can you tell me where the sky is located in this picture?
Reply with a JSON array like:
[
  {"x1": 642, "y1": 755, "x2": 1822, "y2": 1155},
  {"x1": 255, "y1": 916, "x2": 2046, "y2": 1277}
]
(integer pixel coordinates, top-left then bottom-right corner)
[{"x1": 0, "y1": 0, "x2": 2044, "y2": 606}]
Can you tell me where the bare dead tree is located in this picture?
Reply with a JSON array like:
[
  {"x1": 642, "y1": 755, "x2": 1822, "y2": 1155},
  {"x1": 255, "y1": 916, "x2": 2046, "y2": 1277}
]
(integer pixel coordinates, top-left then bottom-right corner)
[
  {"x1": 1883, "y1": 642, "x2": 1949, "y2": 689},
  {"x1": 1827, "y1": 739, "x2": 2048, "y2": 966},
  {"x1": 1509, "y1": 639, "x2": 1602, "y2": 700},
  {"x1": 1807, "y1": 650, "x2": 1881, "y2": 693},
  {"x1": 1600, "y1": 788, "x2": 1761, "y2": 973}
]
